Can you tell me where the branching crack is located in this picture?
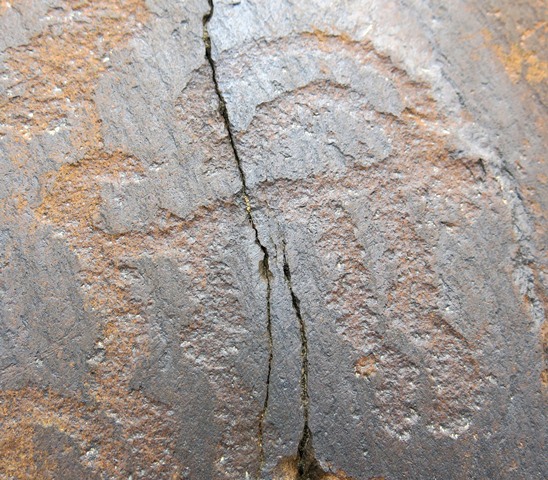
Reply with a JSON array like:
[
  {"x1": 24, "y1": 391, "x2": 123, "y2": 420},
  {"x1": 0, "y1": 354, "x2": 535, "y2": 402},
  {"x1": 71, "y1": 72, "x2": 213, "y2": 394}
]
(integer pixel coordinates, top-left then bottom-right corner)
[{"x1": 202, "y1": 1, "x2": 273, "y2": 476}]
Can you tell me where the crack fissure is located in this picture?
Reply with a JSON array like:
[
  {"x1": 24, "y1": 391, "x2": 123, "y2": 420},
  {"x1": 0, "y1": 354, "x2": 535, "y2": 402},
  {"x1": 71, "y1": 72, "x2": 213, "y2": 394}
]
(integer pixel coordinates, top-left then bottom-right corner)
[
  {"x1": 202, "y1": 1, "x2": 273, "y2": 475},
  {"x1": 282, "y1": 248, "x2": 321, "y2": 480}
]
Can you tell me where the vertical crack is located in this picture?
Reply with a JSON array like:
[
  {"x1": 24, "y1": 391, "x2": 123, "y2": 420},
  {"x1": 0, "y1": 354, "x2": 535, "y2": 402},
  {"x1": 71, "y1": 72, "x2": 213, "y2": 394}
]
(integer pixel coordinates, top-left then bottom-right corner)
[
  {"x1": 282, "y1": 248, "x2": 321, "y2": 480},
  {"x1": 202, "y1": 1, "x2": 273, "y2": 475},
  {"x1": 203, "y1": 2, "x2": 322, "y2": 477},
  {"x1": 282, "y1": 251, "x2": 309, "y2": 427}
]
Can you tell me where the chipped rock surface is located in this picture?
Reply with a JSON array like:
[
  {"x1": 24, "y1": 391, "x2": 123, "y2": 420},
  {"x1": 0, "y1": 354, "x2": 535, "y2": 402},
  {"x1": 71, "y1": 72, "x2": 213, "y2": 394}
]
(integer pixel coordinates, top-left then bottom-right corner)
[{"x1": 0, "y1": 0, "x2": 546, "y2": 479}]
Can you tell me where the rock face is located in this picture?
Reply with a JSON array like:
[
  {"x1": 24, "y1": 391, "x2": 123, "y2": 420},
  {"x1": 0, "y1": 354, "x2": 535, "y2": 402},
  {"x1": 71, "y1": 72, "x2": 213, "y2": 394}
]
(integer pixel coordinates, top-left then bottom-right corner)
[{"x1": 0, "y1": 0, "x2": 546, "y2": 479}]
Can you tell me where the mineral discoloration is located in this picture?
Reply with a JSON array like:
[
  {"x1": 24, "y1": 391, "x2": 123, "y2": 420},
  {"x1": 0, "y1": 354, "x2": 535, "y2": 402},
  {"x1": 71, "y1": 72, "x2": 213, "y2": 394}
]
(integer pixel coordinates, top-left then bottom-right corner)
[
  {"x1": 355, "y1": 355, "x2": 377, "y2": 378},
  {"x1": 0, "y1": 0, "x2": 148, "y2": 140},
  {"x1": 1, "y1": 0, "x2": 546, "y2": 479},
  {"x1": 2, "y1": 0, "x2": 265, "y2": 478}
]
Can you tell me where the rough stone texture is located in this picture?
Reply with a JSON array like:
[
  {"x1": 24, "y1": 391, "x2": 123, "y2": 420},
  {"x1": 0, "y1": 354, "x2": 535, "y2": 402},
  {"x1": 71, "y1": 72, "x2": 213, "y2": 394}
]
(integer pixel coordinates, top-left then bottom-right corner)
[{"x1": 0, "y1": 0, "x2": 546, "y2": 479}]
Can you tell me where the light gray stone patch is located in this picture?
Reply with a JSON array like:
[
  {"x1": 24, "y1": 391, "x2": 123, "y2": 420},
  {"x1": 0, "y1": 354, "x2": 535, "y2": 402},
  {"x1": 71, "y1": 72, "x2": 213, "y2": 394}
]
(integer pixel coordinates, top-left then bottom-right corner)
[
  {"x1": 154, "y1": 156, "x2": 240, "y2": 221},
  {"x1": 0, "y1": 129, "x2": 80, "y2": 207},
  {"x1": 208, "y1": 0, "x2": 378, "y2": 58},
  {"x1": 0, "y1": 0, "x2": 62, "y2": 52},
  {"x1": 96, "y1": 0, "x2": 208, "y2": 163},
  {"x1": 96, "y1": 153, "x2": 242, "y2": 234},
  {"x1": 123, "y1": 208, "x2": 270, "y2": 479},
  {"x1": 238, "y1": 86, "x2": 392, "y2": 187},
  {"x1": 216, "y1": 36, "x2": 403, "y2": 132},
  {"x1": 95, "y1": 1, "x2": 243, "y2": 233},
  {"x1": 96, "y1": 176, "x2": 159, "y2": 234}
]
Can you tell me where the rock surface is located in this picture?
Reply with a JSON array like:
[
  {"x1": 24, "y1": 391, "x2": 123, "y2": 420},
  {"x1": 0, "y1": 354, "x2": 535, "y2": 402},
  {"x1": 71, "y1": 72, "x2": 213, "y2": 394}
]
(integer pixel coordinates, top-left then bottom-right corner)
[{"x1": 0, "y1": 0, "x2": 546, "y2": 479}]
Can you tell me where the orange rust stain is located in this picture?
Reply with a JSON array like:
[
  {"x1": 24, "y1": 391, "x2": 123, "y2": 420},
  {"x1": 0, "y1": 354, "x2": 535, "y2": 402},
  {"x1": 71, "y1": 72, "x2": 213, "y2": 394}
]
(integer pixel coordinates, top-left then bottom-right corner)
[
  {"x1": 0, "y1": 0, "x2": 18, "y2": 15},
  {"x1": 355, "y1": 354, "x2": 377, "y2": 378},
  {"x1": 0, "y1": 1, "x2": 190, "y2": 477},
  {"x1": 482, "y1": 26, "x2": 548, "y2": 84},
  {"x1": 273, "y1": 455, "x2": 300, "y2": 480},
  {"x1": 0, "y1": 0, "x2": 148, "y2": 140},
  {"x1": 30, "y1": 134, "x2": 236, "y2": 475},
  {"x1": 273, "y1": 455, "x2": 356, "y2": 480},
  {"x1": 37, "y1": 150, "x2": 143, "y2": 226},
  {"x1": 35, "y1": 147, "x2": 146, "y2": 316},
  {"x1": 0, "y1": 422, "x2": 37, "y2": 479},
  {"x1": 0, "y1": 390, "x2": 90, "y2": 478},
  {"x1": 524, "y1": 53, "x2": 548, "y2": 83},
  {"x1": 307, "y1": 28, "x2": 355, "y2": 46},
  {"x1": 542, "y1": 368, "x2": 548, "y2": 387},
  {"x1": 0, "y1": 385, "x2": 184, "y2": 478}
]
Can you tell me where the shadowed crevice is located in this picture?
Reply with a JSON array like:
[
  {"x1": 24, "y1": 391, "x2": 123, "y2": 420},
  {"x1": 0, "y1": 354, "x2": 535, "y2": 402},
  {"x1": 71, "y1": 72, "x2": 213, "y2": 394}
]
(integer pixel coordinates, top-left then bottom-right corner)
[
  {"x1": 282, "y1": 247, "x2": 323, "y2": 480},
  {"x1": 202, "y1": 1, "x2": 274, "y2": 475}
]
